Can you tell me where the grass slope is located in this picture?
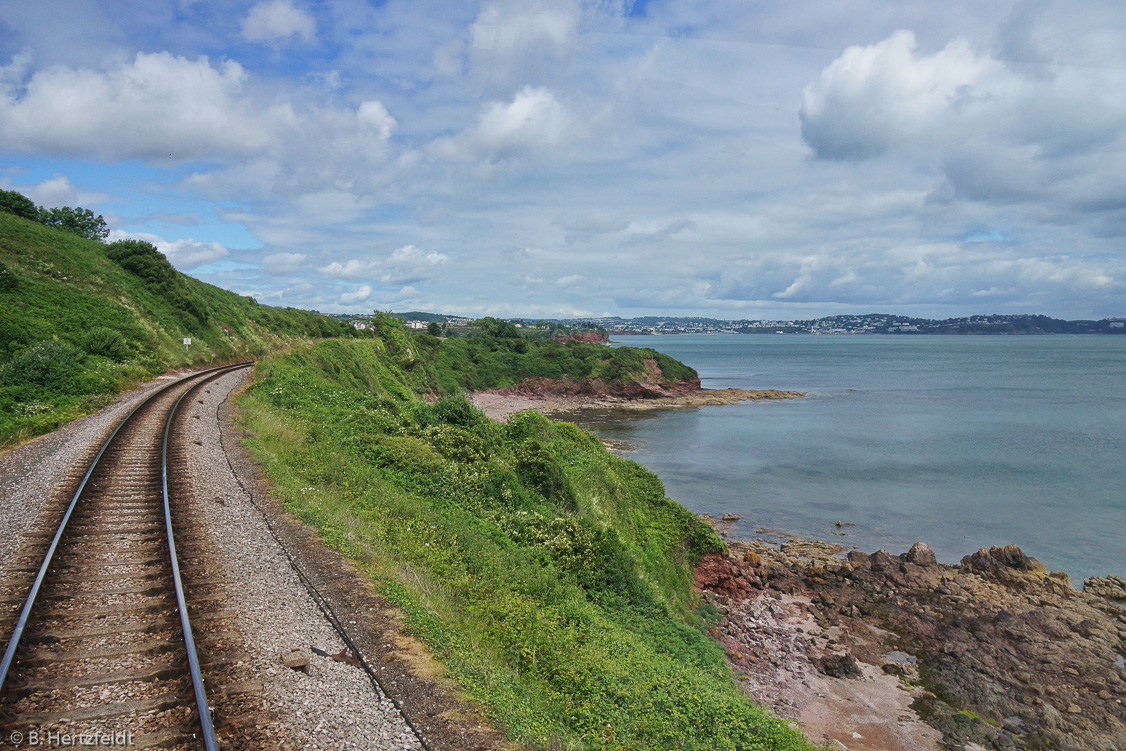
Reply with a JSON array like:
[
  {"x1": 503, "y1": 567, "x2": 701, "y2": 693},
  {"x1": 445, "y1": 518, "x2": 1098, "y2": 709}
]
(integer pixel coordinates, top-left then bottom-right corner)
[
  {"x1": 237, "y1": 323, "x2": 818, "y2": 751},
  {"x1": 0, "y1": 212, "x2": 356, "y2": 444}
]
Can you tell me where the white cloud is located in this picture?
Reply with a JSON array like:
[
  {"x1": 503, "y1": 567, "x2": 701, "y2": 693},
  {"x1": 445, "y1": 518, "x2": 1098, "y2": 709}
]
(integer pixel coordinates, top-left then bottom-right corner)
[
  {"x1": 800, "y1": 30, "x2": 998, "y2": 161},
  {"x1": 263, "y1": 252, "x2": 309, "y2": 272},
  {"x1": 381, "y1": 245, "x2": 449, "y2": 284},
  {"x1": 471, "y1": 2, "x2": 578, "y2": 54},
  {"x1": 339, "y1": 284, "x2": 374, "y2": 304},
  {"x1": 241, "y1": 0, "x2": 316, "y2": 45},
  {"x1": 799, "y1": 26, "x2": 1126, "y2": 233},
  {"x1": 468, "y1": 1, "x2": 583, "y2": 84},
  {"x1": 0, "y1": 53, "x2": 272, "y2": 161},
  {"x1": 318, "y1": 258, "x2": 380, "y2": 279},
  {"x1": 357, "y1": 101, "x2": 396, "y2": 140},
  {"x1": 555, "y1": 274, "x2": 585, "y2": 287},
  {"x1": 623, "y1": 219, "x2": 695, "y2": 246},
  {"x1": 477, "y1": 86, "x2": 576, "y2": 155},
  {"x1": 0, "y1": 52, "x2": 397, "y2": 198},
  {"x1": 431, "y1": 86, "x2": 580, "y2": 162},
  {"x1": 27, "y1": 176, "x2": 78, "y2": 207},
  {"x1": 317, "y1": 245, "x2": 448, "y2": 285}
]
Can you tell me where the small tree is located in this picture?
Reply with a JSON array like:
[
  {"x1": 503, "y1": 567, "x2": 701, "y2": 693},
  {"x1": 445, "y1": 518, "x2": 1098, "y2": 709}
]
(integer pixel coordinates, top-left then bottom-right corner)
[
  {"x1": 38, "y1": 206, "x2": 110, "y2": 241},
  {"x1": 0, "y1": 190, "x2": 39, "y2": 221},
  {"x1": 477, "y1": 316, "x2": 520, "y2": 338},
  {"x1": 426, "y1": 321, "x2": 442, "y2": 336}
]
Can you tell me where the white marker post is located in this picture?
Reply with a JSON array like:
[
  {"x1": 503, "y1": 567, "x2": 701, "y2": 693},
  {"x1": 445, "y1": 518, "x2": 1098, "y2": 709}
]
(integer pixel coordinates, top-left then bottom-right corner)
[{"x1": 183, "y1": 337, "x2": 191, "y2": 355}]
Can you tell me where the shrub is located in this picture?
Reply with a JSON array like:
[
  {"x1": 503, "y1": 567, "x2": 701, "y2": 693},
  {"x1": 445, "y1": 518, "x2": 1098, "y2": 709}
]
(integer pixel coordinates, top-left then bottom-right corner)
[
  {"x1": 0, "y1": 261, "x2": 17, "y2": 292},
  {"x1": 514, "y1": 438, "x2": 577, "y2": 511},
  {"x1": 0, "y1": 190, "x2": 39, "y2": 222},
  {"x1": 0, "y1": 340, "x2": 82, "y2": 391},
  {"x1": 430, "y1": 392, "x2": 488, "y2": 428},
  {"x1": 104, "y1": 239, "x2": 177, "y2": 286},
  {"x1": 79, "y1": 327, "x2": 131, "y2": 362}
]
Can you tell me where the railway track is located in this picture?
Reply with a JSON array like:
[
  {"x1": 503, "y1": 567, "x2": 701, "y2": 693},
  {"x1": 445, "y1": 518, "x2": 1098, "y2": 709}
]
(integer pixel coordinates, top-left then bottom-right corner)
[{"x1": 0, "y1": 363, "x2": 255, "y2": 749}]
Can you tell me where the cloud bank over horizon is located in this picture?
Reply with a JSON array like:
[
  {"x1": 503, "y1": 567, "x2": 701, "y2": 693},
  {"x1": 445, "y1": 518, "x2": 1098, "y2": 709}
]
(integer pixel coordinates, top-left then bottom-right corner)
[{"x1": 1, "y1": 0, "x2": 1123, "y2": 320}]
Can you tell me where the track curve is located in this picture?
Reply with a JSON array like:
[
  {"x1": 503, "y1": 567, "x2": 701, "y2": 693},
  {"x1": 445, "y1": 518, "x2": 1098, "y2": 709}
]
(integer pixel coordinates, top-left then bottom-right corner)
[{"x1": 0, "y1": 363, "x2": 251, "y2": 749}]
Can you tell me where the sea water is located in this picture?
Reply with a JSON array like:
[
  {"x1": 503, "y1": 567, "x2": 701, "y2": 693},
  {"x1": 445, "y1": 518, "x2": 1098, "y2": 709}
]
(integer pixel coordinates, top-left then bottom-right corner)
[{"x1": 562, "y1": 335, "x2": 1126, "y2": 582}]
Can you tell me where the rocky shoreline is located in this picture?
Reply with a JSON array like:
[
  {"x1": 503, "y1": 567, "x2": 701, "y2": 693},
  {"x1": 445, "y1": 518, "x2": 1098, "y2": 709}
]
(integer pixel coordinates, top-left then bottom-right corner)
[{"x1": 694, "y1": 519, "x2": 1126, "y2": 751}]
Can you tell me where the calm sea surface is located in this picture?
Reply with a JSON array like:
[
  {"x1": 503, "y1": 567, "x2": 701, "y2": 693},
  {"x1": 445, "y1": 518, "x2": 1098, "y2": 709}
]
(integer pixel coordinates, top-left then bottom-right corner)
[{"x1": 562, "y1": 335, "x2": 1126, "y2": 582}]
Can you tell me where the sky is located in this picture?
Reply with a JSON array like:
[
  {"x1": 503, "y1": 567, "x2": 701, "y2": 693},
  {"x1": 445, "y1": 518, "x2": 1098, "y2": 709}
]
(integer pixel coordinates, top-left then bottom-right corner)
[{"x1": 1, "y1": 0, "x2": 1124, "y2": 320}]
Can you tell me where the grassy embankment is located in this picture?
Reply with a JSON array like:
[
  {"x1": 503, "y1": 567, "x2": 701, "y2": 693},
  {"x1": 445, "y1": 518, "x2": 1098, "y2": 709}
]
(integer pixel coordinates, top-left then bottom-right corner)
[
  {"x1": 237, "y1": 320, "x2": 819, "y2": 751},
  {"x1": 0, "y1": 211, "x2": 357, "y2": 445}
]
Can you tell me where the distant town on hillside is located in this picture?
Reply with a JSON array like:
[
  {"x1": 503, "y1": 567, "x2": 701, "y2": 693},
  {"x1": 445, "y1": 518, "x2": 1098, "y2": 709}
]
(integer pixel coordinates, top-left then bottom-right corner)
[{"x1": 327, "y1": 312, "x2": 1126, "y2": 336}]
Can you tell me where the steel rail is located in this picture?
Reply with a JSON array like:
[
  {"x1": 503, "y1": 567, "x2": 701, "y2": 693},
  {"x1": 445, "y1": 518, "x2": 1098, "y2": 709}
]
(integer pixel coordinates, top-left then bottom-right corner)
[
  {"x1": 0, "y1": 362, "x2": 251, "y2": 733},
  {"x1": 162, "y1": 364, "x2": 250, "y2": 751}
]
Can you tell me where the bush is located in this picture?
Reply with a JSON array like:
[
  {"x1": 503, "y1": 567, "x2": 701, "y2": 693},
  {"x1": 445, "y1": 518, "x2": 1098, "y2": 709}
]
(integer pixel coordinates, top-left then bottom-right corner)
[
  {"x1": 80, "y1": 327, "x2": 131, "y2": 362},
  {"x1": 0, "y1": 262, "x2": 17, "y2": 292},
  {"x1": 0, "y1": 340, "x2": 82, "y2": 391},
  {"x1": 104, "y1": 239, "x2": 177, "y2": 286},
  {"x1": 477, "y1": 316, "x2": 520, "y2": 338},
  {"x1": 0, "y1": 190, "x2": 38, "y2": 222},
  {"x1": 430, "y1": 392, "x2": 487, "y2": 428},
  {"x1": 514, "y1": 438, "x2": 577, "y2": 511}
]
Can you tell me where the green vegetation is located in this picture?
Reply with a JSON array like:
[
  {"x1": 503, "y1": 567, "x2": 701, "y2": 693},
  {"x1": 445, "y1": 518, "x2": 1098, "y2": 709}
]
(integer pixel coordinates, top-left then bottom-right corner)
[
  {"x1": 0, "y1": 190, "x2": 39, "y2": 222},
  {"x1": 37, "y1": 205, "x2": 110, "y2": 241},
  {"x1": 433, "y1": 333, "x2": 697, "y2": 394},
  {"x1": 0, "y1": 188, "x2": 109, "y2": 241},
  {"x1": 237, "y1": 321, "x2": 816, "y2": 751},
  {"x1": 0, "y1": 209, "x2": 357, "y2": 445}
]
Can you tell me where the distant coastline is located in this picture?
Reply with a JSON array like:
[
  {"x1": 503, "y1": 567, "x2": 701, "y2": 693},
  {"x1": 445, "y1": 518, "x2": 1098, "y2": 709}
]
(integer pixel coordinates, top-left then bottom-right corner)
[{"x1": 597, "y1": 312, "x2": 1126, "y2": 336}]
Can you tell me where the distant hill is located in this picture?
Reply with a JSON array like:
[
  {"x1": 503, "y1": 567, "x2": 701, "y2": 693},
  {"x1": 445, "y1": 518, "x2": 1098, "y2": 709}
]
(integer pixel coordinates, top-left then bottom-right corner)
[{"x1": 0, "y1": 210, "x2": 358, "y2": 445}]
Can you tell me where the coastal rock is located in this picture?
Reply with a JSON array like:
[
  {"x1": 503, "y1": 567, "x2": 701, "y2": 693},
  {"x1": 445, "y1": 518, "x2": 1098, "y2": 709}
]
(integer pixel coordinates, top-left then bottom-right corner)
[
  {"x1": 1083, "y1": 575, "x2": 1126, "y2": 600},
  {"x1": 718, "y1": 536, "x2": 1126, "y2": 751},
  {"x1": 960, "y1": 544, "x2": 1036, "y2": 574},
  {"x1": 694, "y1": 552, "x2": 752, "y2": 602},
  {"x1": 817, "y1": 653, "x2": 862, "y2": 679},
  {"x1": 904, "y1": 542, "x2": 937, "y2": 566},
  {"x1": 868, "y1": 549, "x2": 898, "y2": 571}
]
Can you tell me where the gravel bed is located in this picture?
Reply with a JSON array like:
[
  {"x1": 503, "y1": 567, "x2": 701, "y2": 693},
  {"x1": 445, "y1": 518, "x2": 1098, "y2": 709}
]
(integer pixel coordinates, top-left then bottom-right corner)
[
  {"x1": 0, "y1": 375, "x2": 180, "y2": 566},
  {"x1": 1, "y1": 369, "x2": 498, "y2": 751},
  {"x1": 180, "y1": 370, "x2": 424, "y2": 751}
]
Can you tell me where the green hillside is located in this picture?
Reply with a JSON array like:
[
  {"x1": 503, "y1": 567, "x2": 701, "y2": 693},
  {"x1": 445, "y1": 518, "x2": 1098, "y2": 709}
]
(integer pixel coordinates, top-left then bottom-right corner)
[
  {"x1": 0, "y1": 202, "x2": 815, "y2": 749},
  {"x1": 0, "y1": 210, "x2": 355, "y2": 444},
  {"x1": 237, "y1": 327, "x2": 816, "y2": 751}
]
